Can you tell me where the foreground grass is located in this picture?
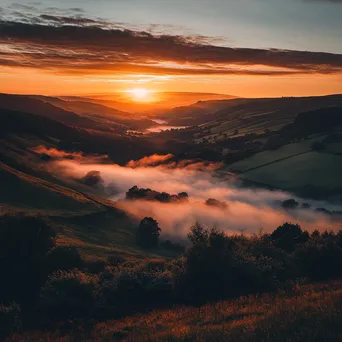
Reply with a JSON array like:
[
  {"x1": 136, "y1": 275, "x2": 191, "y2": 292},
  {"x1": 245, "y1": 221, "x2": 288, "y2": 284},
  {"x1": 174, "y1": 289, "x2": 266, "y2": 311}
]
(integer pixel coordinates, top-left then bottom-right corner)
[{"x1": 8, "y1": 281, "x2": 342, "y2": 342}]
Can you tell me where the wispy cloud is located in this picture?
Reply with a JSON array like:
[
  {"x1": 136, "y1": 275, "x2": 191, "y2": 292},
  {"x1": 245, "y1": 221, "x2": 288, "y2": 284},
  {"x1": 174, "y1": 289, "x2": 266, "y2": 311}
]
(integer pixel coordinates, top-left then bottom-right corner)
[{"x1": 0, "y1": 9, "x2": 341, "y2": 77}]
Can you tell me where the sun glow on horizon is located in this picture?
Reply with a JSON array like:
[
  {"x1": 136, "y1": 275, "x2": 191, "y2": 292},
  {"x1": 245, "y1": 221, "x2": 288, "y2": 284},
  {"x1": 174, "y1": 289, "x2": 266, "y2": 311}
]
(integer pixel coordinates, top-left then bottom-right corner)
[{"x1": 126, "y1": 87, "x2": 153, "y2": 102}]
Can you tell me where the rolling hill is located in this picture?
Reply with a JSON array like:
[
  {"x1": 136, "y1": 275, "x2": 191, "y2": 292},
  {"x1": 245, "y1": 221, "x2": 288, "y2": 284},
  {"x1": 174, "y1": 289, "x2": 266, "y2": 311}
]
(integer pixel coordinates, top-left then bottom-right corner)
[
  {"x1": 30, "y1": 95, "x2": 155, "y2": 129},
  {"x1": 164, "y1": 94, "x2": 342, "y2": 141},
  {"x1": 1, "y1": 94, "x2": 342, "y2": 262},
  {"x1": 0, "y1": 110, "x2": 175, "y2": 261},
  {"x1": 0, "y1": 93, "x2": 97, "y2": 128},
  {"x1": 60, "y1": 92, "x2": 237, "y2": 114},
  {"x1": 0, "y1": 93, "x2": 155, "y2": 132},
  {"x1": 0, "y1": 107, "x2": 159, "y2": 165}
]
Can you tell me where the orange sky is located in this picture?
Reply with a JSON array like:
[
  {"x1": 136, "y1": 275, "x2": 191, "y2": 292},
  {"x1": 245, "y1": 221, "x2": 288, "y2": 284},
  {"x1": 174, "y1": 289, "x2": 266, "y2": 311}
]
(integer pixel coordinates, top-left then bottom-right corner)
[
  {"x1": 1, "y1": 2, "x2": 342, "y2": 98},
  {"x1": 1, "y1": 66, "x2": 341, "y2": 98}
]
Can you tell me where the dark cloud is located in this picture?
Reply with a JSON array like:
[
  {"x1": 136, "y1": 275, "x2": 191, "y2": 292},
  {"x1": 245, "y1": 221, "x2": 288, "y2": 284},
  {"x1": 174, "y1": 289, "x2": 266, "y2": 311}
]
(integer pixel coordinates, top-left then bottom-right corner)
[
  {"x1": 305, "y1": 0, "x2": 342, "y2": 3},
  {"x1": 39, "y1": 14, "x2": 107, "y2": 26},
  {"x1": 0, "y1": 17, "x2": 341, "y2": 76}
]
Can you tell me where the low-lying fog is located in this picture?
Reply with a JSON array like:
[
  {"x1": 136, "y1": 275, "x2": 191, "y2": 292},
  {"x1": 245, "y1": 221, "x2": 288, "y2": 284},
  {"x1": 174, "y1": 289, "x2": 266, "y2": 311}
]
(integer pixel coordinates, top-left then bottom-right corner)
[{"x1": 41, "y1": 148, "x2": 342, "y2": 238}]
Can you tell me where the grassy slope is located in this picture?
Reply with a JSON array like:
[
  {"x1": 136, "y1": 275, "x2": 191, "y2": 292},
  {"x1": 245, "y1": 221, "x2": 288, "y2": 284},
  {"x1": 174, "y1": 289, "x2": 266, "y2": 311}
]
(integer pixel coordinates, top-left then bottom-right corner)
[
  {"x1": 8, "y1": 281, "x2": 342, "y2": 341},
  {"x1": 0, "y1": 156, "x2": 177, "y2": 262},
  {"x1": 0, "y1": 160, "x2": 132, "y2": 260},
  {"x1": 242, "y1": 151, "x2": 342, "y2": 190},
  {"x1": 0, "y1": 159, "x2": 176, "y2": 262},
  {"x1": 0, "y1": 134, "x2": 179, "y2": 262},
  {"x1": 0, "y1": 161, "x2": 103, "y2": 214},
  {"x1": 227, "y1": 134, "x2": 326, "y2": 173},
  {"x1": 188, "y1": 95, "x2": 342, "y2": 143},
  {"x1": 224, "y1": 131, "x2": 342, "y2": 194}
]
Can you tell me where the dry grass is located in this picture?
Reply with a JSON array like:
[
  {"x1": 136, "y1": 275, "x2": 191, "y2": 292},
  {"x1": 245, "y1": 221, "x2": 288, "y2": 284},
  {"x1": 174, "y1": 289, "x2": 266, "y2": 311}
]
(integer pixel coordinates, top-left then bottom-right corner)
[{"x1": 8, "y1": 281, "x2": 342, "y2": 342}]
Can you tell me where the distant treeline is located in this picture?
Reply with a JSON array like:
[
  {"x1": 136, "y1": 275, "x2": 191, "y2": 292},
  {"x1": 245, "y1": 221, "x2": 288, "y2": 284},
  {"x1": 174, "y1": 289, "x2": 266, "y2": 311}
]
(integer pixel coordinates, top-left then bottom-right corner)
[{"x1": 126, "y1": 185, "x2": 189, "y2": 203}]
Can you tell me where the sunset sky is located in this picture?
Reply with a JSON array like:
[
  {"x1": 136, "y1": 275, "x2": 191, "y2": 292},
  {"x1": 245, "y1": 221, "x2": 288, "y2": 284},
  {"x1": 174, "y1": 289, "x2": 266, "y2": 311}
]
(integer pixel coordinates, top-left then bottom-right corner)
[{"x1": 0, "y1": 0, "x2": 341, "y2": 97}]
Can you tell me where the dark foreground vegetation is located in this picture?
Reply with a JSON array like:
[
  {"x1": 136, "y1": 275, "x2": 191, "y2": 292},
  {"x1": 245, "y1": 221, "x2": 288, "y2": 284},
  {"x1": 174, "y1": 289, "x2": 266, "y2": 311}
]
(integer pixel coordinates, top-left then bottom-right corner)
[
  {"x1": 2, "y1": 213, "x2": 342, "y2": 340},
  {"x1": 10, "y1": 281, "x2": 342, "y2": 341}
]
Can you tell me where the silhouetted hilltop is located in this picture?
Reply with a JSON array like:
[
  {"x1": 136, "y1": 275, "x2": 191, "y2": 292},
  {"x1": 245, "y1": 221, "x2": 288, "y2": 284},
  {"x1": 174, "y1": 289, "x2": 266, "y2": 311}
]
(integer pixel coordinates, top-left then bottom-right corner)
[
  {"x1": 0, "y1": 108, "x2": 156, "y2": 165},
  {"x1": 0, "y1": 108, "x2": 78, "y2": 139},
  {"x1": 164, "y1": 94, "x2": 342, "y2": 127},
  {"x1": 0, "y1": 93, "x2": 95, "y2": 128}
]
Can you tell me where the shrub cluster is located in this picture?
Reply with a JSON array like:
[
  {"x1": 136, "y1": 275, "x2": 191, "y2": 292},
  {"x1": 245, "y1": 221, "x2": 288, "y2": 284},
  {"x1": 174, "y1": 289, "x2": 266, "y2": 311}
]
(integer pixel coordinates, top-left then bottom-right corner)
[
  {"x1": 32, "y1": 222, "x2": 342, "y2": 327},
  {"x1": 2, "y1": 214, "x2": 342, "y2": 336}
]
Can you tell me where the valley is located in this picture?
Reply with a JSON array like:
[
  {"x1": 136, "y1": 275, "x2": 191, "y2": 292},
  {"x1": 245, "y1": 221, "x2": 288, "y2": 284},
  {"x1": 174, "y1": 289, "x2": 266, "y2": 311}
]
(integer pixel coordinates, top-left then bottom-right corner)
[
  {"x1": 2, "y1": 1, "x2": 342, "y2": 339},
  {"x1": 1, "y1": 91, "x2": 342, "y2": 341}
]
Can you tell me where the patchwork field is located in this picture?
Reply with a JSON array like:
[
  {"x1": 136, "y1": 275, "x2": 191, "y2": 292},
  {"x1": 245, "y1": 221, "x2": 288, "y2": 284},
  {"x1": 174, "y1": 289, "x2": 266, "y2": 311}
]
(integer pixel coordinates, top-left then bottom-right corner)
[
  {"x1": 240, "y1": 151, "x2": 342, "y2": 191},
  {"x1": 186, "y1": 95, "x2": 342, "y2": 143},
  {"x1": 227, "y1": 135, "x2": 326, "y2": 173}
]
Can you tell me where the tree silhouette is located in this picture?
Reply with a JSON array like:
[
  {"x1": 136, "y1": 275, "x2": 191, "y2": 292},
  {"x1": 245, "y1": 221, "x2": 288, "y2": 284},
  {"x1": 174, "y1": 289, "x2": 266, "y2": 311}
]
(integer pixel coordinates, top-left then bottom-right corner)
[
  {"x1": 270, "y1": 222, "x2": 308, "y2": 252},
  {"x1": 136, "y1": 217, "x2": 161, "y2": 249}
]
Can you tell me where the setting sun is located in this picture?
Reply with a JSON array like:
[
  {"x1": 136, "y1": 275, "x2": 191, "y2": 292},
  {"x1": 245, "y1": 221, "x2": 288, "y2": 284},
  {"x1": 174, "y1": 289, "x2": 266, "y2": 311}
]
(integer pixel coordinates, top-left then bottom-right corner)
[{"x1": 126, "y1": 88, "x2": 151, "y2": 102}]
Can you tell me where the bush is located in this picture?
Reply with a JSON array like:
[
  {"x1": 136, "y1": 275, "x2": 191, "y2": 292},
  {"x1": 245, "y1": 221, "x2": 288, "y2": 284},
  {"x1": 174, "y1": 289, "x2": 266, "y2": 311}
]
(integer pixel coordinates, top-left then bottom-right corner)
[
  {"x1": 249, "y1": 236, "x2": 295, "y2": 283},
  {"x1": 294, "y1": 237, "x2": 342, "y2": 281},
  {"x1": 0, "y1": 303, "x2": 21, "y2": 338},
  {"x1": 45, "y1": 246, "x2": 83, "y2": 274},
  {"x1": 35, "y1": 270, "x2": 97, "y2": 327},
  {"x1": 176, "y1": 224, "x2": 245, "y2": 304},
  {"x1": 98, "y1": 264, "x2": 174, "y2": 319},
  {"x1": 0, "y1": 214, "x2": 56, "y2": 307},
  {"x1": 174, "y1": 223, "x2": 297, "y2": 306}
]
